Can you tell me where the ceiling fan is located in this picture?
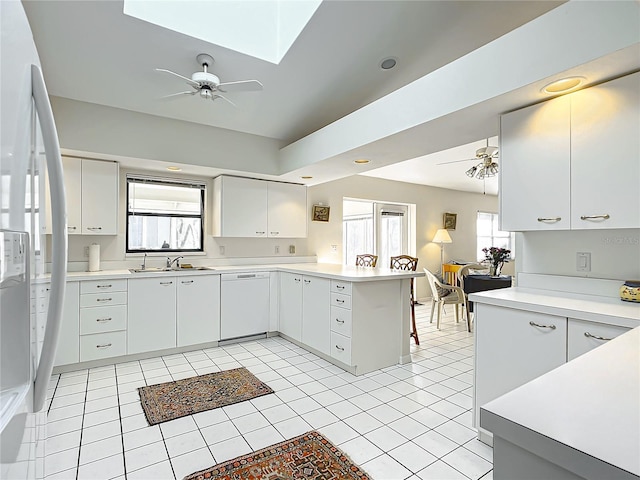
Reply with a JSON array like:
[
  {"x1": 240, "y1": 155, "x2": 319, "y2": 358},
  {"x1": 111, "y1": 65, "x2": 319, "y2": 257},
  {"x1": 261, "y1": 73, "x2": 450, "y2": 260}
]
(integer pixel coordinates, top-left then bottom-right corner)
[
  {"x1": 437, "y1": 141, "x2": 499, "y2": 180},
  {"x1": 156, "y1": 54, "x2": 263, "y2": 106}
]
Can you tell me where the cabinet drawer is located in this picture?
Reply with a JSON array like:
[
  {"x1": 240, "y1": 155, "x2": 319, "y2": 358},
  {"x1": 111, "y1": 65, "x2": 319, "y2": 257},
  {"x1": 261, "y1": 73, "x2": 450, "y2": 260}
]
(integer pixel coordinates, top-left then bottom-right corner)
[
  {"x1": 81, "y1": 279, "x2": 127, "y2": 294},
  {"x1": 330, "y1": 293, "x2": 351, "y2": 310},
  {"x1": 330, "y1": 332, "x2": 352, "y2": 365},
  {"x1": 80, "y1": 291, "x2": 127, "y2": 308},
  {"x1": 331, "y1": 280, "x2": 352, "y2": 295},
  {"x1": 80, "y1": 331, "x2": 126, "y2": 362},
  {"x1": 567, "y1": 319, "x2": 630, "y2": 361},
  {"x1": 331, "y1": 306, "x2": 352, "y2": 337},
  {"x1": 80, "y1": 305, "x2": 127, "y2": 335}
]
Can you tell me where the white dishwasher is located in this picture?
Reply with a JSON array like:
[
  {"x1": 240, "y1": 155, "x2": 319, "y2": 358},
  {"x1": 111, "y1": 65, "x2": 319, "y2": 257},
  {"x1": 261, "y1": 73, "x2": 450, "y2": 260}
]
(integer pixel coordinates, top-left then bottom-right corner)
[{"x1": 220, "y1": 272, "x2": 270, "y2": 340}]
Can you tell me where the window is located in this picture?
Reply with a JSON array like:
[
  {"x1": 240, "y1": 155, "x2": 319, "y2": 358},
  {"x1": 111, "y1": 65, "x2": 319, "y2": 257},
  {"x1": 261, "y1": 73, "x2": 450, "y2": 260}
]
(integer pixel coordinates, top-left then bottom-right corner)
[
  {"x1": 126, "y1": 176, "x2": 205, "y2": 253},
  {"x1": 476, "y1": 211, "x2": 514, "y2": 261}
]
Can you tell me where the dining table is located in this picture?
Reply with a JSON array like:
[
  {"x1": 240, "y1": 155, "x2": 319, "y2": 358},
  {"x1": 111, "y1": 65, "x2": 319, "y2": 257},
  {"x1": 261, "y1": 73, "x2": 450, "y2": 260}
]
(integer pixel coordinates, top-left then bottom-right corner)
[{"x1": 463, "y1": 274, "x2": 512, "y2": 312}]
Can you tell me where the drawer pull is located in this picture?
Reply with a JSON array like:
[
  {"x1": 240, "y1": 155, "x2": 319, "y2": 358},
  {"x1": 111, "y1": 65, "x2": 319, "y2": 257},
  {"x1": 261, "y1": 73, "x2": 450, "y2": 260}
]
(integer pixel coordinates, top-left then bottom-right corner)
[
  {"x1": 335, "y1": 319, "x2": 345, "y2": 324},
  {"x1": 96, "y1": 284, "x2": 112, "y2": 289},
  {"x1": 160, "y1": 281, "x2": 173, "y2": 285},
  {"x1": 584, "y1": 331, "x2": 613, "y2": 341},
  {"x1": 580, "y1": 214, "x2": 610, "y2": 221},
  {"x1": 96, "y1": 298, "x2": 112, "y2": 302},
  {"x1": 537, "y1": 217, "x2": 561, "y2": 223},
  {"x1": 270, "y1": 231, "x2": 279, "y2": 235},
  {"x1": 96, "y1": 318, "x2": 112, "y2": 323},
  {"x1": 335, "y1": 345, "x2": 345, "y2": 351},
  {"x1": 96, "y1": 343, "x2": 112, "y2": 349},
  {"x1": 87, "y1": 226, "x2": 102, "y2": 230},
  {"x1": 181, "y1": 280, "x2": 194, "y2": 284},
  {"x1": 336, "y1": 299, "x2": 345, "y2": 304},
  {"x1": 336, "y1": 285, "x2": 345, "y2": 290},
  {"x1": 529, "y1": 321, "x2": 556, "y2": 330}
]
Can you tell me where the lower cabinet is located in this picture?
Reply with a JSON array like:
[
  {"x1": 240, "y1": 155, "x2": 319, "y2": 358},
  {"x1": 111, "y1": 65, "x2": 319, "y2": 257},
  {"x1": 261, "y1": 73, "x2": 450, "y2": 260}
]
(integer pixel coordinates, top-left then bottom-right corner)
[
  {"x1": 279, "y1": 273, "x2": 303, "y2": 341},
  {"x1": 177, "y1": 275, "x2": 220, "y2": 347},
  {"x1": 474, "y1": 303, "x2": 631, "y2": 438},
  {"x1": 128, "y1": 277, "x2": 177, "y2": 355},
  {"x1": 54, "y1": 282, "x2": 80, "y2": 366}
]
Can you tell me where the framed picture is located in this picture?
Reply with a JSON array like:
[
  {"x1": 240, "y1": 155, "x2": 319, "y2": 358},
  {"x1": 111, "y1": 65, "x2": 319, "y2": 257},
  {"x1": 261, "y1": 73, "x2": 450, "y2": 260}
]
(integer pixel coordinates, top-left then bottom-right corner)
[
  {"x1": 312, "y1": 205, "x2": 330, "y2": 222},
  {"x1": 443, "y1": 212, "x2": 457, "y2": 230}
]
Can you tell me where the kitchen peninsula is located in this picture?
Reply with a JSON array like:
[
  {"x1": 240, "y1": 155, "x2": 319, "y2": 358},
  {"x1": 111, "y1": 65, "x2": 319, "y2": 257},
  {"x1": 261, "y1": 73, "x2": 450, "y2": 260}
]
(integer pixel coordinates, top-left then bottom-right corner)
[{"x1": 41, "y1": 263, "x2": 423, "y2": 377}]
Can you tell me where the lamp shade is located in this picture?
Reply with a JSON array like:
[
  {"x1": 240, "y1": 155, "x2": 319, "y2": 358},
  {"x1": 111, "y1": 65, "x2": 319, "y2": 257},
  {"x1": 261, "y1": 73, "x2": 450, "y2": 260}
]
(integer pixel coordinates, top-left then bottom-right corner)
[{"x1": 432, "y1": 229, "x2": 452, "y2": 244}]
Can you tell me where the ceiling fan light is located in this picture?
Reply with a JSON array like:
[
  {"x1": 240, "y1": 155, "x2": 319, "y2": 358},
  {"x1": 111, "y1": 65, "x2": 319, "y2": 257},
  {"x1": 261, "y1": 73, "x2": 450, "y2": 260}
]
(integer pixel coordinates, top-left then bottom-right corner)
[{"x1": 466, "y1": 166, "x2": 477, "y2": 177}]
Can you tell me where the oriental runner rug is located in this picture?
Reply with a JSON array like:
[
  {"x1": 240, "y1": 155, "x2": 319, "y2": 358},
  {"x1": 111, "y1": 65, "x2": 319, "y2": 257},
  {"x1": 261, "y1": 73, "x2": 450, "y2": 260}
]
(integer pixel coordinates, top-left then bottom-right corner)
[
  {"x1": 183, "y1": 430, "x2": 370, "y2": 480},
  {"x1": 138, "y1": 367, "x2": 273, "y2": 426}
]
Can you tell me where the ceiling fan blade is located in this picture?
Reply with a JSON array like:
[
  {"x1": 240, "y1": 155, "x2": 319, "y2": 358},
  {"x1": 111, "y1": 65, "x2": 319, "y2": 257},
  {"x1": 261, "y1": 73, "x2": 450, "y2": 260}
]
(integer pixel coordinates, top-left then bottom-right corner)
[
  {"x1": 437, "y1": 157, "x2": 477, "y2": 166},
  {"x1": 160, "y1": 90, "x2": 199, "y2": 99},
  {"x1": 217, "y1": 79, "x2": 264, "y2": 92},
  {"x1": 155, "y1": 68, "x2": 200, "y2": 88},
  {"x1": 213, "y1": 94, "x2": 236, "y2": 107}
]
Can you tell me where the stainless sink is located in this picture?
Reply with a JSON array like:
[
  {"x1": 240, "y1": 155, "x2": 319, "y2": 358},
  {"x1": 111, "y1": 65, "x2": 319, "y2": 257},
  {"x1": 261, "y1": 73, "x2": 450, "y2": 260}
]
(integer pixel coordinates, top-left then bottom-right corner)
[{"x1": 129, "y1": 266, "x2": 215, "y2": 273}]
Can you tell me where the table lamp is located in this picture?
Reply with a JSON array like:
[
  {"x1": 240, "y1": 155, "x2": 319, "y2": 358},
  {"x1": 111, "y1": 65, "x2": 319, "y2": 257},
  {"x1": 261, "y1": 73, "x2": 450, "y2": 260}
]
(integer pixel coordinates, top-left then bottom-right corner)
[{"x1": 432, "y1": 229, "x2": 452, "y2": 267}]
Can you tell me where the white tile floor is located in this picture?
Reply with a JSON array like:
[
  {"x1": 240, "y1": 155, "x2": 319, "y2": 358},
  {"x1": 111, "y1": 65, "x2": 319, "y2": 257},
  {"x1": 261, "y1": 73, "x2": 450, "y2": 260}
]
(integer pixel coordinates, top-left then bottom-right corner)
[{"x1": 45, "y1": 303, "x2": 493, "y2": 480}]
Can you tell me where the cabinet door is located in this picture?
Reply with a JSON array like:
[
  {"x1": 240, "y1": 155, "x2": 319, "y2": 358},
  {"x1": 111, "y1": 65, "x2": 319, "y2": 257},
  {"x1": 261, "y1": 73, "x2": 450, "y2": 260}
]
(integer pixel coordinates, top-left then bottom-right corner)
[
  {"x1": 54, "y1": 282, "x2": 80, "y2": 366},
  {"x1": 302, "y1": 276, "x2": 331, "y2": 355},
  {"x1": 177, "y1": 275, "x2": 220, "y2": 347},
  {"x1": 128, "y1": 277, "x2": 176, "y2": 354},
  {"x1": 500, "y1": 95, "x2": 571, "y2": 231},
  {"x1": 571, "y1": 72, "x2": 640, "y2": 229},
  {"x1": 267, "y1": 182, "x2": 307, "y2": 238},
  {"x1": 46, "y1": 156, "x2": 82, "y2": 234},
  {"x1": 81, "y1": 159, "x2": 118, "y2": 235},
  {"x1": 220, "y1": 177, "x2": 268, "y2": 237},
  {"x1": 474, "y1": 304, "x2": 566, "y2": 428},
  {"x1": 567, "y1": 318, "x2": 630, "y2": 361},
  {"x1": 278, "y1": 272, "x2": 303, "y2": 341}
]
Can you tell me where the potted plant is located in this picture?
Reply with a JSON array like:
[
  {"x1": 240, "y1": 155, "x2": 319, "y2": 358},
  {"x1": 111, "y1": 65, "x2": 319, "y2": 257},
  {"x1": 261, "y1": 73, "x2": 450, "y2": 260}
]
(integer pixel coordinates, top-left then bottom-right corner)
[{"x1": 482, "y1": 247, "x2": 511, "y2": 277}]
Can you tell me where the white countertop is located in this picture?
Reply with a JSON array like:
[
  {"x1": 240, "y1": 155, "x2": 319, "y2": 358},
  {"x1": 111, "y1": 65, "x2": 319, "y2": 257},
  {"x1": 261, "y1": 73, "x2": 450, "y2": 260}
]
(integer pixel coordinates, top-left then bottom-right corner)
[
  {"x1": 38, "y1": 263, "x2": 423, "y2": 283},
  {"x1": 481, "y1": 326, "x2": 640, "y2": 479},
  {"x1": 469, "y1": 286, "x2": 640, "y2": 328}
]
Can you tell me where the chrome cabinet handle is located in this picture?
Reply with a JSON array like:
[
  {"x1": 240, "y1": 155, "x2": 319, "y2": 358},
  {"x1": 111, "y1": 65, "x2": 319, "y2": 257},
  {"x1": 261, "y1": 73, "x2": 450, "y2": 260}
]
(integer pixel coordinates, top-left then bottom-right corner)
[
  {"x1": 97, "y1": 284, "x2": 112, "y2": 289},
  {"x1": 584, "y1": 331, "x2": 613, "y2": 341},
  {"x1": 181, "y1": 280, "x2": 194, "y2": 284},
  {"x1": 87, "y1": 226, "x2": 103, "y2": 230},
  {"x1": 304, "y1": 279, "x2": 311, "y2": 284},
  {"x1": 529, "y1": 321, "x2": 556, "y2": 330},
  {"x1": 580, "y1": 214, "x2": 610, "y2": 220},
  {"x1": 270, "y1": 231, "x2": 279, "y2": 235},
  {"x1": 336, "y1": 299, "x2": 345, "y2": 304},
  {"x1": 336, "y1": 285, "x2": 345, "y2": 290},
  {"x1": 335, "y1": 319, "x2": 345, "y2": 324},
  {"x1": 537, "y1": 217, "x2": 561, "y2": 222},
  {"x1": 256, "y1": 231, "x2": 265, "y2": 235},
  {"x1": 68, "y1": 226, "x2": 77, "y2": 230},
  {"x1": 96, "y1": 298, "x2": 112, "y2": 302},
  {"x1": 335, "y1": 345, "x2": 345, "y2": 351},
  {"x1": 294, "y1": 278, "x2": 301, "y2": 283},
  {"x1": 96, "y1": 343, "x2": 112, "y2": 349},
  {"x1": 96, "y1": 318, "x2": 112, "y2": 323},
  {"x1": 160, "y1": 281, "x2": 173, "y2": 285}
]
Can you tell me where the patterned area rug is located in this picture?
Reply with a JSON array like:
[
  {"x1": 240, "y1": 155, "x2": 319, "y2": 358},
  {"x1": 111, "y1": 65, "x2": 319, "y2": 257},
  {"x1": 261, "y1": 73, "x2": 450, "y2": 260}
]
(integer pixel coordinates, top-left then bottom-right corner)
[
  {"x1": 183, "y1": 430, "x2": 370, "y2": 480},
  {"x1": 138, "y1": 367, "x2": 273, "y2": 426}
]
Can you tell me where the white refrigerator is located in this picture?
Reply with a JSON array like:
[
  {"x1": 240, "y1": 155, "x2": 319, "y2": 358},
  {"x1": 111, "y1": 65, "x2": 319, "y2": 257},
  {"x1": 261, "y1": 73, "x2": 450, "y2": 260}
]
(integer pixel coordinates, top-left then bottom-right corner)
[{"x1": 1, "y1": 1, "x2": 68, "y2": 478}]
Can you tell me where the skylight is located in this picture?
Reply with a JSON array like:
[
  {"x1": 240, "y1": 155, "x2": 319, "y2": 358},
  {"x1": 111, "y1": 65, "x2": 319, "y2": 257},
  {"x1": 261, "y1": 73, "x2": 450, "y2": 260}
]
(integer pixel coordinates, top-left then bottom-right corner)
[{"x1": 123, "y1": 0, "x2": 322, "y2": 64}]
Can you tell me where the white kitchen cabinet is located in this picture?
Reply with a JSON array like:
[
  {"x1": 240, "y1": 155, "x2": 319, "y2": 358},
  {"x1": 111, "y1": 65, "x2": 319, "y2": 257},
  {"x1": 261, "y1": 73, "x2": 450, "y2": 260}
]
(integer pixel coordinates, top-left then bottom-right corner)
[
  {"x1": 570, "y1": 72, "x2": 640, "y2": 229},
  {"x1": 301, "y1": 276, "x2": 331, "y2": 355},
  {"x1": 45, "y1": 157, "x2": 119, "y2": 235},
  {"x1": 500, "y1": 95, "x2": 571, "y2": 231},
  {"x1": 474, "y1": 304, "x2": 567, "y2": 436},
  {"x1": 567, "y1": 318, "x2": 630, "y2": 361},
  {"x1": 500, "y1": 71, "x2": 640, "y2": 231},
  {"x1": 128, "y1": 277, "x2": 176, "y2": 354},
  {"x1": 267, "y1": 182, "x2": 307, "y2": 238},
  {"x1": 177, "y1": 275, "x2": 220, "y2": 347},
  {"x1": 53, "y1": 282, "x2": 80, "y2": 366},
  {"x1": 212, "y1": 175, "x2": 307, "y2": 238},
  {"x1": 279, "y1": 272, "x2": 303, "y2": 341}
]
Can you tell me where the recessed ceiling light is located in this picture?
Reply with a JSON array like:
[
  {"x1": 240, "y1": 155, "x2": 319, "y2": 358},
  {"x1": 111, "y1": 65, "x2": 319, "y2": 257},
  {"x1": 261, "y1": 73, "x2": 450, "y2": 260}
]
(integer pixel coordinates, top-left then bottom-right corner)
[
  {"x1": 542, "y1": 76, "x2": 584, "y2": 94},
  {"x1": 380, "y1": 57, "x2": 397, "y2": 70},
  {"x1": 167, "y1": 166, "x2": 182, "y2": 171},
  {"x1": 354, "y1": 159, "x2": 370, "y2": 165},
  {"x1": 301, "y1": 176, "x2": 313, "y2": 179}
]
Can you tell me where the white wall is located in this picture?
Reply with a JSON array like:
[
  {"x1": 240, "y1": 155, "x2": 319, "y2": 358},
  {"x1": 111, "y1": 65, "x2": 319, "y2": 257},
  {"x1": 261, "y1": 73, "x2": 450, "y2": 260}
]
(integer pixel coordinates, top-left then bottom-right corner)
[
  {"x1": 307, "y1": 175, "x2": 501, "y2": 298},
  {"x1": 519, "y1": 229, "x2": 640, "y2": 281}
]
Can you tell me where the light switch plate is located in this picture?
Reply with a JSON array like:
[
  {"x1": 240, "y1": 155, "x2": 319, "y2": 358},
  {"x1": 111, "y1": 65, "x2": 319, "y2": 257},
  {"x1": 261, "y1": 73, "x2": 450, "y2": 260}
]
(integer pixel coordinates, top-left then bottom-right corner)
[{"x1": 576, "y1": 252, "x2": 591, "y2": 272}]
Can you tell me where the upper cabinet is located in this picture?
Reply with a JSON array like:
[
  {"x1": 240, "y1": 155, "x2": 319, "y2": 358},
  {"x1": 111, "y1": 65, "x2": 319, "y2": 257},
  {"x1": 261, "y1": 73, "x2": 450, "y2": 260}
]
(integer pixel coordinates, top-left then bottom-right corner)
[
  {"x1": 212, "y1": 175, "x2": 307, "y2": 238},
  {"x1": 500, "y1": 72, "x2": 640, "y2": 231},
  {"x1": 46, "y1": 157, "x2": 119, "y2": 235}
]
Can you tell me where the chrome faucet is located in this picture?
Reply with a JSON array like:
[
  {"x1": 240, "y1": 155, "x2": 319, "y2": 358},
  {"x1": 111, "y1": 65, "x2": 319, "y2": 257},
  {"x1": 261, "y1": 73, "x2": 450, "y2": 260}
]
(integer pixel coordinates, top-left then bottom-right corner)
[
  {"x1": 166, "y1": 256, "x2": 184, "y2": 269},
  {"x1": 141, "y1": 252, "x2": 147, "y2": 271}
]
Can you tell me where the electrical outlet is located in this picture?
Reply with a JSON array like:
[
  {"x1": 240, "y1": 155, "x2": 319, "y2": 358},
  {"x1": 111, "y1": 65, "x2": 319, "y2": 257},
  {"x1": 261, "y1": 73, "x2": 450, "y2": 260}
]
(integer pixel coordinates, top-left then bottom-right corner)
[
  {"x1": 84, "y1": 246, "x2": 90, "y2": 257},
  {"x1": 576, "y1": 252, "x2": 591, "y2": 272},
  {"x1": 331, "y1": 245, "x2": 338, "y2": 253},
  {"x1": 219, "y1": 245, "x2": 225, "y2": 255},
  {"x1": 275, "y1": 245, "x2": 280, "y2": 254},
  {"x1": 289, "y1": 245, "x2": 296, "y2": 254}
]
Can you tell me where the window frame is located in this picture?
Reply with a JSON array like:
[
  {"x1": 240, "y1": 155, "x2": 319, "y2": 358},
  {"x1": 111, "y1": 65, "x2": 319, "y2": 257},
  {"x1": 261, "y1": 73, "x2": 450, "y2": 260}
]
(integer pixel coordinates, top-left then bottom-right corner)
[
  {"x1": 125, "y1": 175, "x2": 206, "y2": 254},
  {"x1": 476, "y1": 211, "x2": 515, "y2": 262}
]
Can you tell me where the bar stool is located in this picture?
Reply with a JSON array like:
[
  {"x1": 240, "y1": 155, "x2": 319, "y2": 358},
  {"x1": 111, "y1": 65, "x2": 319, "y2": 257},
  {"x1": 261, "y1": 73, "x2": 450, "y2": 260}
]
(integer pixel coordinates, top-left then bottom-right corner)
[
  {"x1": 390, "y1": 255, "x2": 419, "y2": 345},
  {"x1": 355, "y1": 254, "x2": 378, "y2": 267}
]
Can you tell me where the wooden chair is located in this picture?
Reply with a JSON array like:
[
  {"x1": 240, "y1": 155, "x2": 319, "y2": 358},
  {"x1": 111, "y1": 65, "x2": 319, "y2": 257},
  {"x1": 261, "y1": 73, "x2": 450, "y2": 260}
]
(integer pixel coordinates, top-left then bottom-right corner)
[
  {"x1": 355, "y1": 254, "x2": 378, "y2": 267},
  {"x1": 390, "y1": 255, "x2": 419, "y2": 345},
  {"x1": 424, "y1": 268, "x2": 470, "y2": 332}
]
